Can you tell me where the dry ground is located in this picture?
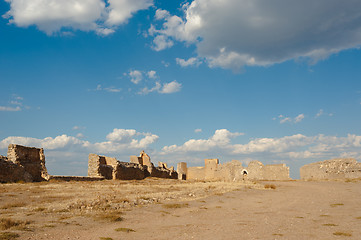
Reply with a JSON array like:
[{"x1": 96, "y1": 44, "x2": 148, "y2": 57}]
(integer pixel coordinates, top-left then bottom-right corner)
[{"x1": 0, "y1": 178, "x2": 360, "y2": 240}]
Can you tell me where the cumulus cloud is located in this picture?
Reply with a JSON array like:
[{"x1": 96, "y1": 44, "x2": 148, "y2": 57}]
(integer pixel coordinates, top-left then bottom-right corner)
[
  {"x1": 3, "y1": 0, "x2": 153, "y2": 35},
  {"x1": 147, "y1": 70, "x2": 157, "y2": 79},
  {"x1": 194, "y1": 128, "x2": 202, "y2": 133},
  {"x1": 159, "y1": 80, "x2": 182, "y2": 94},
  {"x1": 129, "y1": 70, "x2": 143, "y2": 84},
  {"x1": 0, "y1": 128, "x2": 158, "y2": 154},
  {"x1": 150, "y1": 0, "x2": 361, "y2": 70},
  {"x1": 162, "y1": 129, "x2": 244, "y2": 153},
  {"x1": 160, "y1": 130, "x2": 361, "y2": 168},
  {"x1": 138, "y1": 80, "x2": 182, "y2": 95},
  {"x1": 176, "y1": 57, "x2": 202, "y2": 67}
]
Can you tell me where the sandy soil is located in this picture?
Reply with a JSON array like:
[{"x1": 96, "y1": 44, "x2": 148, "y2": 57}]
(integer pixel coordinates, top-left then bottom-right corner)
[{"x1": 1, "y1": 179, "x2": 360, "y2": 240}]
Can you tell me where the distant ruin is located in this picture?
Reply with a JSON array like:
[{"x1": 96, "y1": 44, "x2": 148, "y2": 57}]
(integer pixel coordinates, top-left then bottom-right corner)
[
  {"x1": 3, "y1": 144, "x2": 361, "y2": 183},
  {"x1": 300, "y1": 158, "x2": 361, "y2": 180},
  {"x1": 0, "y1": 144, "x2": 49, "y2": 183},
  {"x1": 88, "y1": 151, "x2": 178, "y2": 180},
  {"x1": 186, "y1": 159, "x2": 290, "y2": 181}
]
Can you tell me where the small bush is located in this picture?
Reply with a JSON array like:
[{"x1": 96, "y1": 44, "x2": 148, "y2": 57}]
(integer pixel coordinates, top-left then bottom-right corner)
[
  {"x1": 114, "y1": 227, "x2": 135, "y2": 233},
  {"x1": 264, "y1": 184, "x2": 276, "y2": 189},
  {"x1": 97, "y1": 212, "x2": 123, "y2": 222},
  {"x1": 0, "y1": 219, "x2": 21, "y2": 230}
]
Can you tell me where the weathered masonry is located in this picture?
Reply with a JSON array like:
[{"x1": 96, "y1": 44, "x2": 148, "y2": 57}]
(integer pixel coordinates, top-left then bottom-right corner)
[
  {"x1": 300, "y1": 158, "x2": 361, "y2": 180},
  {"x1": 186, "y1": 159, "x2": 290, "y2": 181},
  {"x1": 0, "y1": 144, "x2": 49, "y2": 183},
  {"x1": 88, "y1": 151, "x2": 178, "y2": 180}
]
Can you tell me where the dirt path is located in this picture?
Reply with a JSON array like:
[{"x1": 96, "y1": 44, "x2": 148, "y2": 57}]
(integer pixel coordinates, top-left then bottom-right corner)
[{"x1": 10, "y1": 180, "x2": 361, "y2": 240}]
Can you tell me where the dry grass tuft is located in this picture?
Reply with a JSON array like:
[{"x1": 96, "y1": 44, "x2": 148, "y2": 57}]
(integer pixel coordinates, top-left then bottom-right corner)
[
  {"x1": 0, "y1": 202, "x2": 26, "y2": 209},
  {"x1": 320, "y1": 214, "x2": 330, "y2": 217},
  {"x1": 264, "y1": 184, "x2": 276, "y2": 189},
  {"x1": 97, "y1": 212, "x2": 123, "y2": 222},
  {"x1": 0, "y1": 232, "x2": 20, "y2": 240},
  {"x1": 330, "y1": 203, "x2": 344, "y2": 207},
  {"x1": 99, "y1": 237, "x2": 113, "y2": 240},
  {"x1": 355, "y1": 216, "x2": 361, "y2": 220},
  {"x1": 333, "y1": 232, "x2": 352, "y2": 237},
  {"x1": 0, "y1": 218, "x2": 31, "y2": 230},
  {"x1": 323, "y1": 223, "x2": 337, "y2": 226},
  {"x1": 114, "y1": 227, "x2": 135, "y2": 233},
  {"x1": 272, "y1": 233, "x2": 284, "y2": 236},
  {"x1": 162, "y1": 203, "x2": 189, "y2": 209}
]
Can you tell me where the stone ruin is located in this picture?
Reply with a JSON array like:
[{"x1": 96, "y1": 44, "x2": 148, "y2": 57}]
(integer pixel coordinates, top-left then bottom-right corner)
[
  {"x1": 186, "y1": 159, "x2": 290, "y2": 181},
  {"x1": 88, "y1": 151, "x2": 178, "y2": 180},
  {"x1": 0, "y1": 144, "x2": 49, "y2": 183},
  {"x1": 300, "y1": 158, "x2": 361, "y2": 181}
]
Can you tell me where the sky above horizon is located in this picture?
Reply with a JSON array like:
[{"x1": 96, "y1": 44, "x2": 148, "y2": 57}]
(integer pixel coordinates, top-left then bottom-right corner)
[{"x1": 1, "y1": 0, "x2": 361, "y2": 179}]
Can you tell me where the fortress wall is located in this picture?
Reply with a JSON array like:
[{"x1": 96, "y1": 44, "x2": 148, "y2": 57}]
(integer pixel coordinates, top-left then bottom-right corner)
[
  {"x1": 88, "y1": 152, "x2": 178, "y2": 180},
  {"x1": 187, "y1": 167, "x2": 205, "y2": 180},
  {"x1": 300, "y1": 158, "x2": 361, "y2": 180},
  {"x1": 263, "y1": 164, "x2": 290, "y2": 180}
]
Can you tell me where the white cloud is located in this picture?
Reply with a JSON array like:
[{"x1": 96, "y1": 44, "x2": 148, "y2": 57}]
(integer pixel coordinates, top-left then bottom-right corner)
[
  {"x1": 160, "y1": 130, "x2": 361, "y2": 167},
  {"x1": 294, "y1": 114, "x2": 305, "y2": 123},
  {"x1": 159, "y1": 80, "x2": 182, "y2": 94},
  {"x1": 138, "y1": 80, "x2": 182, "y2": 95},
  {"x1": 105, "y1": 0, "x2": 153, "y2": 26},
  {"x1": 92, "y1": 84, "x2": 121, "y2": 92},
  {"x1": 151, "y1": 34, "x2": 174, "y2": 51},
  {"x1": 277, "y1": 114, "x2": 305, "y2": 124},
  {"x1": 0, "y1": 106, "x2": 21, "y2": 112},
  {"x1": 315, "y1": 109, "x2": 333, "y2": 118},
  {"x1": 3, "y1": 0, "x2": 153, "y2": 36},
  {"x1": 151, "y1": 1, "x2": 361, "y2": 70},
  {"x1": 0, "y1": 128, "x2": 158, "y2": 154},
  {"x1": 138, "y1": 81, "x2": 161, "y2": 95},
  {"x1": 176, "y1": 57, "x2": 202, "y2": 67},
  {"x1": 194, "y1": 128, "x2": 202, "y2": 133},
  {"x1": 72, "y1": 126, "x2": 84, "y2": 130},
  {"x1": 147, "y1": 70, "x2": 157, "y2": 79},
  {"x1": 129, "y1": 70, "x2": 143, "y2": 84},
  {"x1": 162, "y1": 129, "x2": 244, "y2": 153}
]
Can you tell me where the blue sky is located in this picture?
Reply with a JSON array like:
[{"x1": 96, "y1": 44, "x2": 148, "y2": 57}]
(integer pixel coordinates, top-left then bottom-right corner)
[{"x1": 1, "y1": 0, "x2": 361, "y2": 178}]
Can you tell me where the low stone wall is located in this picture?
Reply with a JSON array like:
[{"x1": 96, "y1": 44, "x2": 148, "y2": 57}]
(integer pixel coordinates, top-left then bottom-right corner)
[
  {"x1": 300, "y1": 158, "x2": 361, "y2": 180},
  {"x1": 48, "y1": 176, "x2": 105, "y2": 181}
]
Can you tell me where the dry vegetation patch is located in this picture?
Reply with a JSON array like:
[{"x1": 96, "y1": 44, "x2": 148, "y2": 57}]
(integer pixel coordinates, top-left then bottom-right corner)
[
  {"x1": 114, "y1": 227, "x2": 135, "y2": 233},
  {"x1": 333, "y1": 232, "x2": 352, "y2": 237},
  {"x1": 0, "y1": 232, "x2": 20, "y2": 240}
]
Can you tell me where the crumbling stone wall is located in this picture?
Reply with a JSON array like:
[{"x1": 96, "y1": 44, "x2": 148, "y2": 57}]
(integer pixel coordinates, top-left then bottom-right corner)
[
  {"x1": 300, "y1": 158, "x2": 361, "y2": 180},
  {"x1": 177, "y1": 162, "x2": 187, "y2": 180},
  {"x1": 88, "y1": 151, "x2": 178, "y2": 180},
  {"x1": 185, "y1": 159, "x2": 290, "y2": 181},
  {"x1": 0, "y1": 144, "x2": 49, "y2": 183}
]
